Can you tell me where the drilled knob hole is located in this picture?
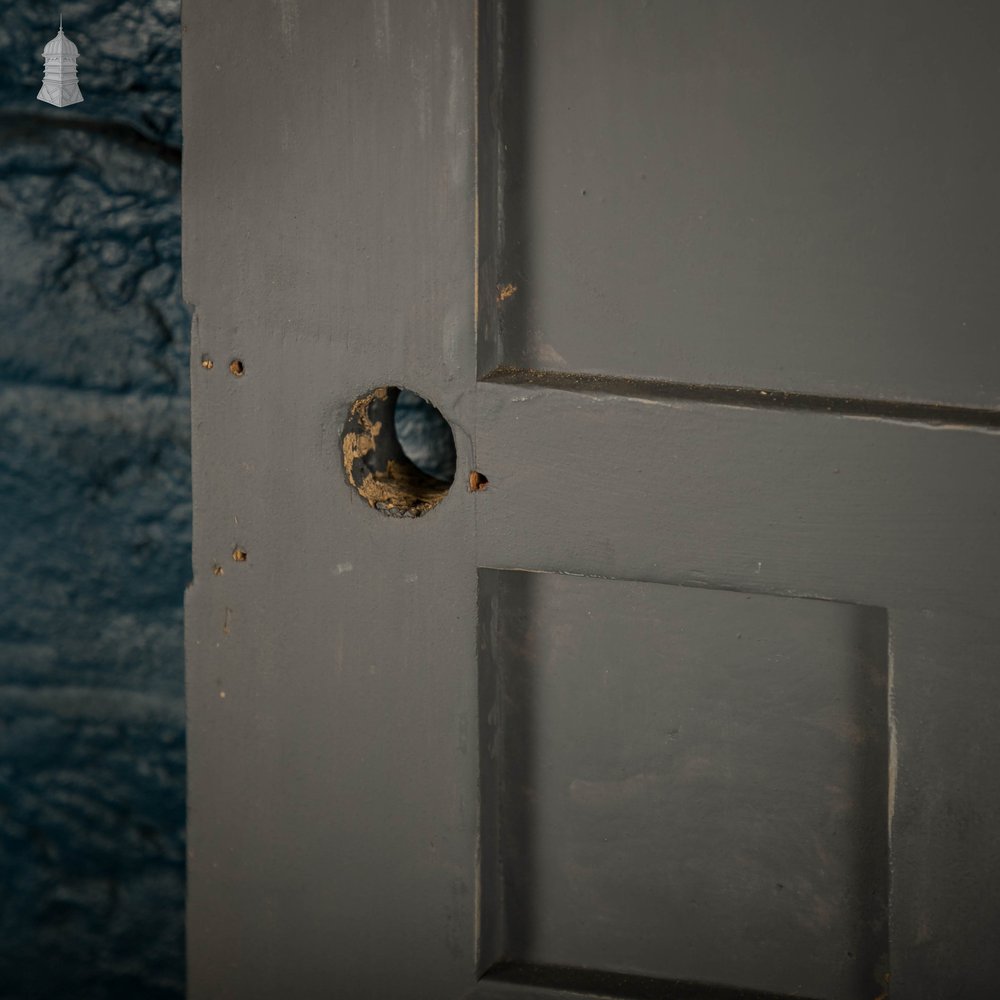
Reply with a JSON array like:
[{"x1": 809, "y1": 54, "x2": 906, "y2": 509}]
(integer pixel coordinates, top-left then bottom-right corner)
[{"x1": 342, "y1": 386, "x2": 456, "y2": 517}]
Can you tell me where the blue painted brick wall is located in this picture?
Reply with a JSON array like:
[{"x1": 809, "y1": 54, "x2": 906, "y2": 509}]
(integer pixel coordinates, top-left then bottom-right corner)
[{"x1": 0, "y1": 3, "x2": 188, "y2": 996}]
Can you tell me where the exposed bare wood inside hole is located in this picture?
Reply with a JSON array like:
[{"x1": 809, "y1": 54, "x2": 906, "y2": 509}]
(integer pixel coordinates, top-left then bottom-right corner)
[
  {"x1": 232, "y1": 546, "x2": 247, "y2": 562},
  {"x1": 469, "y1": 470, "x2": 489, "y2": 491},
  {"x1": 200, "y1": 355, "x2": 214, "y2": 370},
  {"x1": 229, "y1": 359, "x2": 245, "y2": 377},
  {"x1": 342, "y1": 385, "x2": 456, "y2": 517}
]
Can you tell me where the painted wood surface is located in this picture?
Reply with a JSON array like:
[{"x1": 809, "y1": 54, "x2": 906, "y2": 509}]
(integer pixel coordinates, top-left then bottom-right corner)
[
  {"x1": 185, "y1": 3, "x2": 1000, "y2": 998},
  {"x1": 482, "y1": 0, "x2": 1000, "y2": 409},
  {"x1": 184, "y1": 3, "x2": 479, "y2": 998}
]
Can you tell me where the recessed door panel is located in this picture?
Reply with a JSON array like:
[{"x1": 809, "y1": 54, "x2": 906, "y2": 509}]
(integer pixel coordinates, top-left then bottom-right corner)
[
  {"x1": 479, "y1": 569, "x2": 888, "y2": 999},
  {"x1": 486, "y1": 0, "x2": 1000, "y2": 408}
]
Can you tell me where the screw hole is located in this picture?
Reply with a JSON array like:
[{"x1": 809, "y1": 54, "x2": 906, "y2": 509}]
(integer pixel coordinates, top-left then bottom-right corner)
[
  {"x1": 201, "y1": 355, "x2": 214, "y2": 370},
  {"x1": 469, "y1": 470, "x2": 489, "y2": 492},
  {"x1": 232, "y1": 547, "x2": 247, "y2": 562},
  {"x1": 229, "y1": 359, "x2": 245, "y2": 377}
]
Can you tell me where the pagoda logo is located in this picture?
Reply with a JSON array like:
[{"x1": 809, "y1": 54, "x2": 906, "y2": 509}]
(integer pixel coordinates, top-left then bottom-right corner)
[{"x1": 37, "y1": 16, "x2": 83, "y2": 108}]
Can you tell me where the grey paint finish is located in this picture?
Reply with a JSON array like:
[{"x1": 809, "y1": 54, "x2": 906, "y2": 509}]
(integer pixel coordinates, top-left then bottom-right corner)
[
  {"x1": 184, "y1": 2, "x2": 478, "y2": 998},
  {"x1": 480, "y1": 570, "x2": 889, "y2": 999},
  {"x1": 474, "y1": 381, "x2": 1000, "y2": 619},
  {"x1": 186, "y1": 2, "x2": 1000, "y2": 999},
  {"x1": 488, "y1": 0, "x2": 1000, "y2": 408},
  {"x1": 471, "y1": 379, "x2": 1000, "y2": 997},
  {"x1": 886, "y1": 610, "x2": 1000, "y2": 999}
]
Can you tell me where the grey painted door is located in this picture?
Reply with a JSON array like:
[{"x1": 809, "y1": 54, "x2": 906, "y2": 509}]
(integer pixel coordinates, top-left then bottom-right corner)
[{"x1": 183, "y1": 3, "x2": 1000, "y2": 999}]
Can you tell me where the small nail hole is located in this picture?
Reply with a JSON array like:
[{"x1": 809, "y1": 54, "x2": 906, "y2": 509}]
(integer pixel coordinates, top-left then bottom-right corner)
[
  {"x1": 211, "y1": 564, "x2": 224, "y2": 576},
  {"x1": 232, "y1": 547, "x2": 247, "y2": 562},
  {"x1": 201, "y1": 355, "x2": 214, "y2": 370},
  {"x1": 229, "y1": 359, "x2": 245, "y2": 377}
]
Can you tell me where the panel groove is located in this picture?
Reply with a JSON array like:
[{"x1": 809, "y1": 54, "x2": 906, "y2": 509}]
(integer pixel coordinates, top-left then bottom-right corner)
[
  {"x1": 481, "y1": 366, "x2": 1000, "y2": 431},
  {"x1": 480, "y1": 961, "x2": 823, "y2": 1000}
]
